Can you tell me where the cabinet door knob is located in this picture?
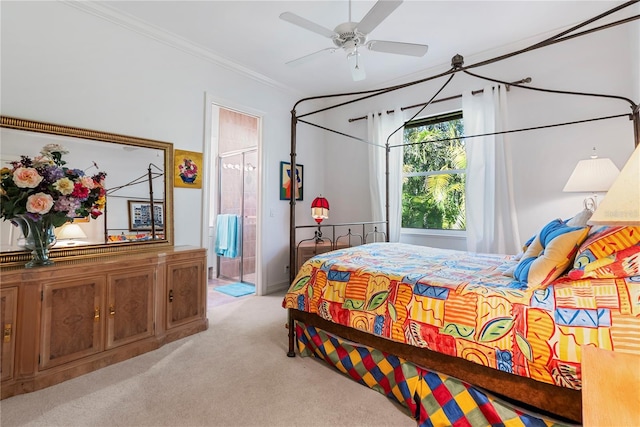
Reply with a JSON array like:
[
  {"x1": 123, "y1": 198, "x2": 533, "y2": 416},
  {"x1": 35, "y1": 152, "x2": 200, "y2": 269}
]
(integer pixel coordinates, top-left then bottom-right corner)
[
  {"x1": 168, "y1": 289, "x2": 174, "y2": 302},
  {"x1": 3, "y1": 323, "x2": 11, "y2": 343},
  {"x1": 109, "y1": 305, "x2": 116, "y2": 316},
  {"x1": 94, "y1": 307, "x2": 100, "y2": 322}
]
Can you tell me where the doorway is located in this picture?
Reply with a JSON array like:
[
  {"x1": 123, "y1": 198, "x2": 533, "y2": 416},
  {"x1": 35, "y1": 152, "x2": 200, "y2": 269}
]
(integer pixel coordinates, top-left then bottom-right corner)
[
  {"x1": 212, "y1": 107, "x2": 259, "y2": 287},
  {"x1": 217, "y1": 149, "x2": 257, "y2": 284}
]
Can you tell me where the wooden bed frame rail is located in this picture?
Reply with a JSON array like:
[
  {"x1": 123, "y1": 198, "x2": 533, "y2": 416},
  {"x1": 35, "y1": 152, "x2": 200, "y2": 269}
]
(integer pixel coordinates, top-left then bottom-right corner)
[{"x1": 287, "y1": 308, "x2": 582, "y2": 424}]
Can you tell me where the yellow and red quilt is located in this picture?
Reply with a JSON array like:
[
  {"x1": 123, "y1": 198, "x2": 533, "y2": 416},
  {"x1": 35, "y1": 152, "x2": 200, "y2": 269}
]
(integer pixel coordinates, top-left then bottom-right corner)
[{"x1": 282, "y1": 242, "x2": 640, "y2": 389}]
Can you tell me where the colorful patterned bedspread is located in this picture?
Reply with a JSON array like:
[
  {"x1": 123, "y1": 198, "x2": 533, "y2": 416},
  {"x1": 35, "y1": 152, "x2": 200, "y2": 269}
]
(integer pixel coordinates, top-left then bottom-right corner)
[{"x1": 282, "y1": 242, "x2": 640, "y2": 390}]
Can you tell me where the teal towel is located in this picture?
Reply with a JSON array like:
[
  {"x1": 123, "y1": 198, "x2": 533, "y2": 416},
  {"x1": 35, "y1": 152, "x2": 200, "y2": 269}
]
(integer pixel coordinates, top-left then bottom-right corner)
[{"x1": 215, "y1": 214, "x2": 241, "y2": 258}]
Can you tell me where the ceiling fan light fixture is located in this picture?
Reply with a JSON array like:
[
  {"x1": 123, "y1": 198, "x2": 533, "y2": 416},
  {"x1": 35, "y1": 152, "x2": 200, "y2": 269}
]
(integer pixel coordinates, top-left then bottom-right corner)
[{"x1": 347, "y1": 50, "x2": 366, "y2": 81}]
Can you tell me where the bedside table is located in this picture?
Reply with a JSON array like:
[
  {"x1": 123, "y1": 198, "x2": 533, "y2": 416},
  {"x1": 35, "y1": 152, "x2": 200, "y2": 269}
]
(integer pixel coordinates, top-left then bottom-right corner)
[
  {"x1": 582, "y1": 346, "x2": 640, "y2": 426},
  {"x1": 296, "y1": 240, "x2": 351, "y2": 271},
  {"x1": 296, "y1": 240, "x2": 334, "y2": 271}
]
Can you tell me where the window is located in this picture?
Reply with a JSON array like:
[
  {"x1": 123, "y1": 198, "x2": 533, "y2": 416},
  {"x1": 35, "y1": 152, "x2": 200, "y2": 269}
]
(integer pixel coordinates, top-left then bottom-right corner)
[{"x1": 402, "y1": 111, "x2": 465, "y2": 230}]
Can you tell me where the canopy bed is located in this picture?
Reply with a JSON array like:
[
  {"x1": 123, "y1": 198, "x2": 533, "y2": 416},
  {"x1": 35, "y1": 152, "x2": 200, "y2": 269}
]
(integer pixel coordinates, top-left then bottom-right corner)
[{"x1": 283, "y1": 2, "x2": 640, "y2": 425}]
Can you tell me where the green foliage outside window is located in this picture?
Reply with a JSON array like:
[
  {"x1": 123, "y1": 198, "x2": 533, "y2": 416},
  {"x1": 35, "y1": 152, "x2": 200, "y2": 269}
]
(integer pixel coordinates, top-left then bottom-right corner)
[{"x1": 402, "y1": 113, "x2": 466, "y2": 230}]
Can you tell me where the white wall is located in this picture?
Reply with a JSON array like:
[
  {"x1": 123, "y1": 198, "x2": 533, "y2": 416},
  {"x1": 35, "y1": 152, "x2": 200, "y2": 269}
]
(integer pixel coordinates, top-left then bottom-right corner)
[
  {"x1": 0, "y1": 1, "x2": 318, "y2": 293},
  {"x1": 314, "y1": 19, "x2": 637, "y2": 252}
]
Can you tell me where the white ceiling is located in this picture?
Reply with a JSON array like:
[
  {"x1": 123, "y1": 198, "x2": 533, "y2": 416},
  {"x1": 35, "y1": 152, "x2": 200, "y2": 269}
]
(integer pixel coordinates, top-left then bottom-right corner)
[{"x1": 91, "y1": 1, "x2": 632, "y2": 97}]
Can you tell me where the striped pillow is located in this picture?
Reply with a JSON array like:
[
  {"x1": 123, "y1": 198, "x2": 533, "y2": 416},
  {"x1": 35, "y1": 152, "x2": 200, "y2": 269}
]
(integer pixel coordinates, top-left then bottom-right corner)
[
  {"x1": 569, "y1": 226, "x2": 640, "y2": 279},
  {"x1": 573, "y1": 226, "x2": 640, "y2": 266},
  {"x1": 569, "y1": 244, "x2": 640, "y2": 279}
]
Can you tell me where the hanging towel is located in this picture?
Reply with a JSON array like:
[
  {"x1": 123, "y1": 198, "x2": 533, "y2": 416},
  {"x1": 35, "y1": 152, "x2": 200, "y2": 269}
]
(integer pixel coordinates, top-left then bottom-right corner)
[{"x1": 215, "y1": 214, "x2": 241, "y2": 258}]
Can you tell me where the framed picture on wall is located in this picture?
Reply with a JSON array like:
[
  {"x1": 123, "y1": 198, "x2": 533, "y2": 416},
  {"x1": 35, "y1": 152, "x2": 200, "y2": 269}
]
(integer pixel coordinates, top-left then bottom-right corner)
[
  {"x1": 174, "y1": 149, "x2": 203, "y2": 189},
  {"x1": 280, "y1": 161, "x2": 303, "y2": 201},
  {"x1": 128, "y1": 200, "x2": 164, "y2": 231}
]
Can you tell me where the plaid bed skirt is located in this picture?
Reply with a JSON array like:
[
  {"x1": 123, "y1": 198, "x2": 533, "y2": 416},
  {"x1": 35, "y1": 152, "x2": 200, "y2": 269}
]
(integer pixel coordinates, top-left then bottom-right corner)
[{"x1": 295, "y1": 322, "x2": 571, "y2": 427}]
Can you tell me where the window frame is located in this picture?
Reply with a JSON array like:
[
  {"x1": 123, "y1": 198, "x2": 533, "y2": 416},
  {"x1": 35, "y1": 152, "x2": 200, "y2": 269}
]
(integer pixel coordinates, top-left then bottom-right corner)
[{"x1": 400, "y1": 110, "x2": 466, "y2": 234}]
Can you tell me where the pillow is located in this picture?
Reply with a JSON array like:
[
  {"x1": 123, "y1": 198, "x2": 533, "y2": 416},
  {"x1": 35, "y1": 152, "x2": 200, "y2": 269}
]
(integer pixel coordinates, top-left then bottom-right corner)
[
  {"x1": 502, "y1": 264, "x2": 517, "y2": 277},
  {"x1": 513, "y1": 218, "x2": 589, "y2": 287},
  {"x1": 568, "y1": 244, "x2": 640, "y2": 279},
  {"x1": 565, "y1": 208, "x2": 593, "y2": 227},
  {"x1": 512, "y1": 234, "x2": 536, "y2": 263},
  {"x1": 574, "y1": 226, "x2": 640, "y2": 266}
]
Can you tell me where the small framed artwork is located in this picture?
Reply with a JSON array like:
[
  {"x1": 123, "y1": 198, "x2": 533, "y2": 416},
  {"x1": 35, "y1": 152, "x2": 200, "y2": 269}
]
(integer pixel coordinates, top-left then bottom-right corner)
[
  {"x1": 174, "y1": 149, "x2": 203, "y2": 189},
  {"x1": 280, "y1": 161, "x2": 303, "y2": 201},
  {"x1": 128, "y1": 200, "x2": 165, "y2": 231}
]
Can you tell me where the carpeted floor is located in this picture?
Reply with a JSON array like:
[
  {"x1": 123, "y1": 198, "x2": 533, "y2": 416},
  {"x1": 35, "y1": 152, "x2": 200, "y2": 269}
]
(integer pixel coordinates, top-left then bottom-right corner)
[{"x1": 0, "y1": 292, "x2": 414, "y2": 427}]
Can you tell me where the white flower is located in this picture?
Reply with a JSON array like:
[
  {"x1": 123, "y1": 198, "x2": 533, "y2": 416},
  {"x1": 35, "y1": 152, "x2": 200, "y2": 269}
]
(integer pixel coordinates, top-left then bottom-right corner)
[
  {"x1": 40, "y1": 144, "x2": 69, "y2": 157},
  {"x1": 54, "y1": 177, "x2": 75, "y2": 195},
  {"x1": 32, "y1": 155, "x2": 54, "y2": 167}
]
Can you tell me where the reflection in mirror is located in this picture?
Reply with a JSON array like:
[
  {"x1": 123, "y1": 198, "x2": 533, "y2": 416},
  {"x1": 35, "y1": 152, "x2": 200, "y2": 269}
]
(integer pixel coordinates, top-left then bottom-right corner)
[{"x1": 0, "y1": 117, "x2": 173, "y2": 265}]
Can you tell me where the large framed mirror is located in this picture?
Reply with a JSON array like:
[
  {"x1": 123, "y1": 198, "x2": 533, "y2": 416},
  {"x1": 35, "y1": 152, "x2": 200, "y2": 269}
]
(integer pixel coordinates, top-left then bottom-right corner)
[{"x1": 0, "y1": 116, "x2": 174, "y2": 265}]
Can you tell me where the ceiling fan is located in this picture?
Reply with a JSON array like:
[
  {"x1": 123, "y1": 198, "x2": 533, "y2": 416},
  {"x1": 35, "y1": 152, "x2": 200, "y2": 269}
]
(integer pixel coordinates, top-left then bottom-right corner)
[{"x1": 280, "y1": 0, "x2": 428, "y2": 81}]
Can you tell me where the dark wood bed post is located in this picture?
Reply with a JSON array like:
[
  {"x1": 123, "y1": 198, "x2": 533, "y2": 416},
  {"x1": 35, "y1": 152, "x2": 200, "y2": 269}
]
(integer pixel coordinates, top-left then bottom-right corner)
[
  {"x1": 288, "y1": 108, "x2": 298, "y2": 357},
  {"x1": 633, "y1": 106, "x2": 639, "y2": 148}
]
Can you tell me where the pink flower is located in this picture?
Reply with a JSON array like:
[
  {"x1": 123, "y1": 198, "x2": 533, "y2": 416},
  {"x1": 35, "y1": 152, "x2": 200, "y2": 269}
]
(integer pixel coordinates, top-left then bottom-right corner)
[
  {"x1": 13, "y1": 167, "x2": 43, "y2": 188},
  {"x1": 26, "y1": 192, "x2": 54, "y2": 215},
  {"x1": 80, "y1": 176, "x2": 96, "y2": 189}
]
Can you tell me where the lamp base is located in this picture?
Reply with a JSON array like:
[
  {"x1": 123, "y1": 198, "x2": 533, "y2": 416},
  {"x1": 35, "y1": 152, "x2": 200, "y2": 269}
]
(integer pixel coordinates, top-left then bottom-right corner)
[{"x1": 583, "y1": 195, "x2": 598, "y2": 212}]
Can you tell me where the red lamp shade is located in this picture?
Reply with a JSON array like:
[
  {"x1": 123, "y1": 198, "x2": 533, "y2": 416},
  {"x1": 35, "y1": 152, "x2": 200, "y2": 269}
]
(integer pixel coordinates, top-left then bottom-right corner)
[{"x1": 311, "y1": 195, "x2": 329, "y2": 224}]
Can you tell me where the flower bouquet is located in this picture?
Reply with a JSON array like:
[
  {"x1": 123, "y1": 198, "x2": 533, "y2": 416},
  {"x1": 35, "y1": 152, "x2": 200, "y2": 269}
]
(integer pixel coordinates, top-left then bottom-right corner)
[
  {"x1": 0, "y1": 144, "x2": 106, "y2": 267},
  {"x1": 178, "y1": 157, "x2": 198, "y2": 184}
]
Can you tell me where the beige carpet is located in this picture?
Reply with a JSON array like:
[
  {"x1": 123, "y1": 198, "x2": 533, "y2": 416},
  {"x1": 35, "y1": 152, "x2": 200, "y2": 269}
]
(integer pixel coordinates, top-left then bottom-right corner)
[{"x1": 0, "y1": 292, "x2": 414, "y2": 427}]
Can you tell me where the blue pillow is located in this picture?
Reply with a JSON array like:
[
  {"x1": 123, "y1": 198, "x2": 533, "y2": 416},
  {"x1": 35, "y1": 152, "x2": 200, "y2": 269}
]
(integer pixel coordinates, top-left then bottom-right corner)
[{"x1": 513, "y1": 219, "x2": 589, "y2": 288}]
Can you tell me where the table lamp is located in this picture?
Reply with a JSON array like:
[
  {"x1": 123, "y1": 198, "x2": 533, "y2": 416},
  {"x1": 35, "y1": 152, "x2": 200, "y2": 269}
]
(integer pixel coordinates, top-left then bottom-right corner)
[
  {"x1": 563, "y1": 148, "x2": 620, "y2": 211},
  {"x1": 55, "y1": 222, "x2": 87, "y2": 245},
  {"x1": 311, "y1": 195, "x2": 329, "y2": 243},
  {"x1": 589, "y1": 143, "x2": 640, "y2": 225}
]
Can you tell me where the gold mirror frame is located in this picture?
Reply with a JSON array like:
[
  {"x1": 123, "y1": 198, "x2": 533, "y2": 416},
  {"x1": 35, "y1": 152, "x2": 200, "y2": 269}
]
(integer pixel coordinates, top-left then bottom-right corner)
[{"x1": 0, "y1": 116, "x2": 174, "y2": 266}]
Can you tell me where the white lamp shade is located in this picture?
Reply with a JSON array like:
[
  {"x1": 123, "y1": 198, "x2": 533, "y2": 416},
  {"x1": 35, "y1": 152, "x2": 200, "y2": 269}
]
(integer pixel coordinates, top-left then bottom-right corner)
[
  {"x1": 55, "y1": 223, "x2": 87, "y2": 240},
  {"x1": 589, "y1": 145, "x2": 640, "y2": 225},
  {"x1": 563, "y1": 157, "x2": 620, "y2": 192}
]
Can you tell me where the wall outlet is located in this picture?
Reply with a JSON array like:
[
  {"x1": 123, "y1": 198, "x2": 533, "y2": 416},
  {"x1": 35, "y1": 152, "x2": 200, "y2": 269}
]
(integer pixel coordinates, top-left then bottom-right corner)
[{"x1": 284, "y1": 265, "x2": 290, "y2": 275}]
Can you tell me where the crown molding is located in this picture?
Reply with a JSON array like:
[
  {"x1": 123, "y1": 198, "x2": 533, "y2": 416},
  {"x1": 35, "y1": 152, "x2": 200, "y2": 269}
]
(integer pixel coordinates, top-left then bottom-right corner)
[{"x1": 60, "y1": 0, "x2": 298, "y2": 96}]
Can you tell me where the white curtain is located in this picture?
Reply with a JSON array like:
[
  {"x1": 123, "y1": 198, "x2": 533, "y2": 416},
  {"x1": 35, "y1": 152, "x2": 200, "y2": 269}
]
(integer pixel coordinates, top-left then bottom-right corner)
[
  {"x1": 463, "y1": 85, "x2": 520, "y2": 254},
  {"x1": 367, "y1": 108, "x2": 404, "y2": 242}
]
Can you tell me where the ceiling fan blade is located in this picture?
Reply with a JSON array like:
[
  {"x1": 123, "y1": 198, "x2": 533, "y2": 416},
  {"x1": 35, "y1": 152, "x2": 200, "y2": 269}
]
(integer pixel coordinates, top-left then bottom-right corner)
[
  {"x1": 366, "y1": 40, "x2": 429, "y2": 57},
  {"x1": 279, "y1": 12, "x2": 337, "y2": 39},
  {"x1": 355, "y1": 0, "x2": 403, "y2": 35},
  {"x1": 285, "y1": 47, "x2": 337, "y2": 67}
]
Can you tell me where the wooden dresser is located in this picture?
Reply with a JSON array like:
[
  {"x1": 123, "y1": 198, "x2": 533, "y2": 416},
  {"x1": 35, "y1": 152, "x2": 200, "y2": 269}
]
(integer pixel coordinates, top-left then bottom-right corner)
[{"x1": 0, "y1": 246, "x2": 208, "y2": 399}]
